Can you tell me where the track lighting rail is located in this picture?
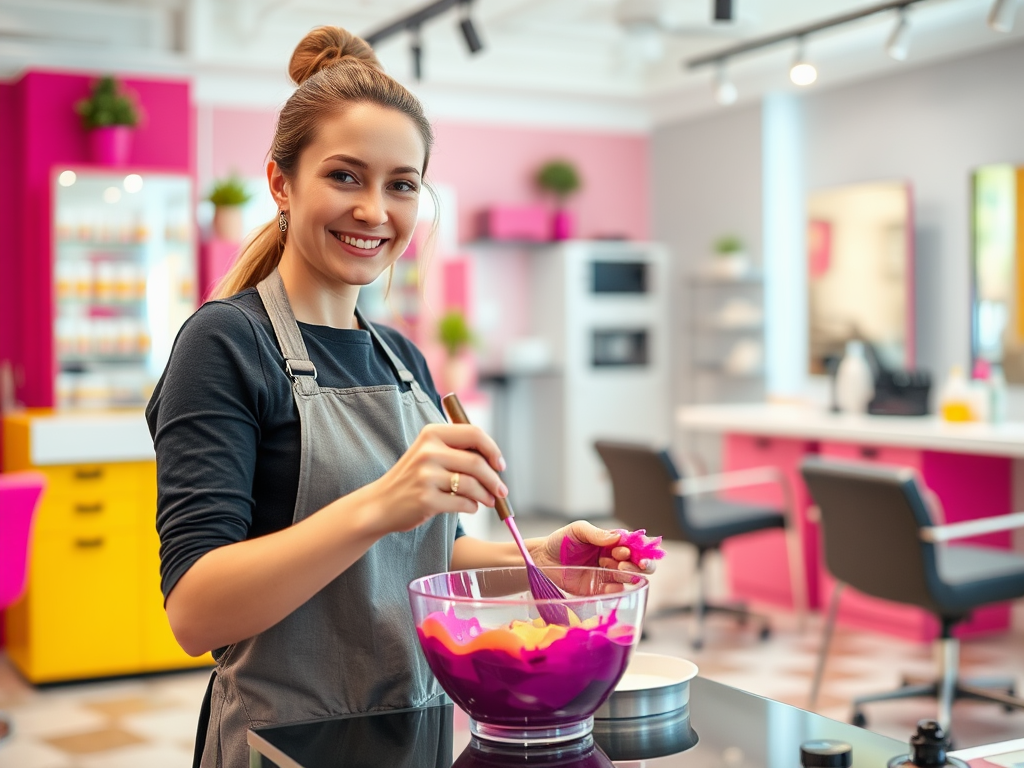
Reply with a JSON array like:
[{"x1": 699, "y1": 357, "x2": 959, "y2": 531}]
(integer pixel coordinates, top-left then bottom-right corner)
[
  {"x1": 686, "y1": 0, "x2": 929, "y2": 70},
  {"x1": 363, "y1": 0, "x2": 461, "y2": 46}
]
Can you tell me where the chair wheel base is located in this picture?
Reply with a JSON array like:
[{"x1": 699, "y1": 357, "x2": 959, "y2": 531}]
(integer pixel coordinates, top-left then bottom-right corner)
[{"x1": 851, "y1": 711, "x2": 867, "y2": 727}]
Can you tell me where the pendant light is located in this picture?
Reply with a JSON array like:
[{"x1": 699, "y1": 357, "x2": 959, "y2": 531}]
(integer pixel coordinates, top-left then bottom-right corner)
[
  {"x1": 714, "y1": 62, "x2": 738, "y2": 105},
  {"x1": 885, "y1": 6, "x2": 912, "y2": 60},
  {"x1": 789, "y1": 37, "x2": 817, "y2": 86}
]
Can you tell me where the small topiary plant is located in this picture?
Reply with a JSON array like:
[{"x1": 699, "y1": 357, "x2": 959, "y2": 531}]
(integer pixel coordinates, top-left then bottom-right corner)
[
  {"x1": 207, "y1": 174, "x2": 253, "y2": 207},
  {"x1": 713, "y1": 234, "x2": 745, "y2": 256},
  {"x1": 438, "y1": 309, "x2": 474, "y2": 358},
  {"x1": 75, "y1": 76, "x2": 142, "y2": 130},
  {"x1": 536, "y1": 160, "x2": 582, "y2": 204}
]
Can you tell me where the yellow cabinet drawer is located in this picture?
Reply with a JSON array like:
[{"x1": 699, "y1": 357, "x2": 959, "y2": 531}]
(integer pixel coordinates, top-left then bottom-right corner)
[
  {"x1": 39, "y1": 462, "x2": 143, "y2": 502},
  {"x1": 33, "y1": 463, "x2": 151, "y2": 533},
  {"x1": 34, "y1": 491, "x2": 139, "y2": 534},
  {"x1": 6, "y1": 530, "x2": 143, "y2": 683}
]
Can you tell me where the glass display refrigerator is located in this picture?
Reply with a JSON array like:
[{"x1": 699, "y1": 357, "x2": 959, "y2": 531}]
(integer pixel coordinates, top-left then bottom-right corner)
[{"x1": 51, "y1": 168, "x2": 196, "y2": 410}]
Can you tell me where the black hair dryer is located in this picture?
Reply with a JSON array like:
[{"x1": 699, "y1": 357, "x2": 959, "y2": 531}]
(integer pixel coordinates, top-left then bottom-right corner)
[{"x1": 887, "y1": 721, "x2": 968, "y2": 768}]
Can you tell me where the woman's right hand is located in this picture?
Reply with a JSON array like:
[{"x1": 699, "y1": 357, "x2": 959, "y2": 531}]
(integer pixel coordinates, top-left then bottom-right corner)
[{"x1": 365, "y1": 422, "x2": 508, "y2": 535}]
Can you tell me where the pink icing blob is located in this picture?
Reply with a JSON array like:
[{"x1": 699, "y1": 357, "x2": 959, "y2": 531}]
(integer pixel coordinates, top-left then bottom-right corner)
[
  {"x1": 559, "y1": 529, "x2": 665, "y2": 569},
  {"x1": 417, "y1": 609, "x2": 635, "y2": 728}
]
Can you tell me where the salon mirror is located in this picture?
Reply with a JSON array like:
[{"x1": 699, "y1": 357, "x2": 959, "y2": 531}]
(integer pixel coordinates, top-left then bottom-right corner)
[
  {"x1": 972, "y1": 164, "x2": 1024, "y2": 383},
  {"x1": 807, "y1": 181, "x2": 915, "y2": 375}
]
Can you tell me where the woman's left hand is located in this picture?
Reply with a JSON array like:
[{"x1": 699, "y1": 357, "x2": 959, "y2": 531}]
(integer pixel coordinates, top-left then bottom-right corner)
[{"x1": 529, "y1": 520, "x2": 662, "y2": 575}]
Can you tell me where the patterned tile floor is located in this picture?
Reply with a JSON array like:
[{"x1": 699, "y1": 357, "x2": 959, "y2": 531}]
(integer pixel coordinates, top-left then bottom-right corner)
[{"x1": 2, "y1": 525, "x2": 1023, "y2": 765}]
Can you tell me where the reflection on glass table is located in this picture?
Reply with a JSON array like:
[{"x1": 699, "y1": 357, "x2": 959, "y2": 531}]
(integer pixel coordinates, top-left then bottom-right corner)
[
  {"x1": 248, "y1": 678, "x2": 906, "y2": 768},
  {"x1": 53, "y1": 168, "x2": 196, "y2": 410}
]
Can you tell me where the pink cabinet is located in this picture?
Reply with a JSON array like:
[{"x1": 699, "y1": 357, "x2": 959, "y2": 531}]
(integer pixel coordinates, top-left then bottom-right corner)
[
  {"x1": 720, "y1": 434, "x2": 821, "y2": 610},
  {"x1": 816, "y1": 442, "x2": 1012, "y2": 642}
]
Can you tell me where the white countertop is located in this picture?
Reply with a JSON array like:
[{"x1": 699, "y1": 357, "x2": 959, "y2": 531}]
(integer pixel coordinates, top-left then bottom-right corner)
[
  {"x1": 25, "y1": 410, "x2": 155, "y2": 465},
  {"x1": 678, "y1": 403, "x2": 1024, "y2": 458}
]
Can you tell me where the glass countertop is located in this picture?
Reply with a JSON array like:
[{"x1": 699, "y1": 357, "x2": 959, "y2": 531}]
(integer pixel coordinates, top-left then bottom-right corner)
[{"x1": 248, "y1": 677, "x2": 909, "y2": 768}]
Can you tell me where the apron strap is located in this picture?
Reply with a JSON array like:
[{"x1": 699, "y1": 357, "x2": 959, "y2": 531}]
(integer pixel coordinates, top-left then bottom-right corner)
[
  {"x1": 256, "y1": 270, "x2": 318, "y2": 381},
  {"x1": 355, "y1": 306, "x2": 432, "y2": 403}
]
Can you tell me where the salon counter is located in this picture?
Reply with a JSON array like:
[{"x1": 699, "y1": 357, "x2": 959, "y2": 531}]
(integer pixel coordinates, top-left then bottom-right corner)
[
  {"x1": 677, "y1": 403, "x2": 1024, "y2": 459},
  {"x1": 676, "y1": 404, "x2": 1023, "y2": 642}
]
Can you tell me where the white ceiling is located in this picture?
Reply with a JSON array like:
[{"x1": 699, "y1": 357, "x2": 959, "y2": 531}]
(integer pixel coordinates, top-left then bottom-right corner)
[{"x1": 0, "y1": 0, "x2": 1021, "y2": 129}]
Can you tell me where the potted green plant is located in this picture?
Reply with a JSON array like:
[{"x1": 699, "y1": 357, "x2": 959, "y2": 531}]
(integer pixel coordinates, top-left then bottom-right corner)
[
  {"x1": 207, "y1": 174, "x2": 253, "y2": 243},
  {"x1": 437, "y1": 309, "x2": 475, "y2": 394},
  {"x1": 75, "y1": 76, "x2": 142, "y2": 167},
  {"x1": 536, "y1": 160, "x2": 582, "y2": 240},
  {"x1": 710, "y1": 234, "x2": 750, "y2": 278}
]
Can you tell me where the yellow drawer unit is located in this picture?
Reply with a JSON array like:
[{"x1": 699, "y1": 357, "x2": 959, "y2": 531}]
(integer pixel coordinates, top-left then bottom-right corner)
[
  {"x1": 33, "y1": 463, "x2": 144, "y2": 534},
  {"x1": 3, "y1": 411, "x2": 213, "y2": 682}
]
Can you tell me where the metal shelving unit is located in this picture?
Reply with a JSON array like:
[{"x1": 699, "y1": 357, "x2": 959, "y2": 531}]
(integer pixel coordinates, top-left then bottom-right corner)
[{"x1": 685, "y1": 271, "x2": 766, "y2": 403}]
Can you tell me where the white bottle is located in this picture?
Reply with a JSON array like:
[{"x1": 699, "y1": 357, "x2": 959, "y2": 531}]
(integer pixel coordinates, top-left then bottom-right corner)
[{"x1": 835, "y1": 340, "x2": 875, "y2": 414}]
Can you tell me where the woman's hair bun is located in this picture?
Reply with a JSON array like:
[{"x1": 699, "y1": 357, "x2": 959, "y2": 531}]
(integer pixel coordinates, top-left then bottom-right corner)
[{"x1": 288, "y1": 26, "x2": 382, "y2": 86}]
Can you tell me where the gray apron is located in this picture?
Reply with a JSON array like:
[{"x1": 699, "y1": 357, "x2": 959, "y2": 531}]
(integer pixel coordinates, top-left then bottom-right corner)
[{"x1": 199, "y1": 269, "x2": 455, "y2": 768}]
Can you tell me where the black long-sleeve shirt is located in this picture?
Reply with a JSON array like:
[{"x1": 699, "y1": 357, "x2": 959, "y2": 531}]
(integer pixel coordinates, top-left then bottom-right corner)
[{"x1": 146, "y1": 288, "x2": 462, "y2": 601}]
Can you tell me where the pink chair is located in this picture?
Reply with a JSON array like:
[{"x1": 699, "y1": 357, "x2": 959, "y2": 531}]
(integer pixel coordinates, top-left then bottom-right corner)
[{"x1": 0, "y1": 471, "x2": 46, "y2": 745}]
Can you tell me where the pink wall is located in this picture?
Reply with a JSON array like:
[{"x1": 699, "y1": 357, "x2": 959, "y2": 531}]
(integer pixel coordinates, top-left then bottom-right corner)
[
  {"x1": 204, "y1": 106, "x2": 277, "y2": 190},
  {"x1": 205, "y1": 108, "x2": 651, "y2": 244},
  {"x1": 430, "y1": 120, "x2": 650, "y2": 243}
]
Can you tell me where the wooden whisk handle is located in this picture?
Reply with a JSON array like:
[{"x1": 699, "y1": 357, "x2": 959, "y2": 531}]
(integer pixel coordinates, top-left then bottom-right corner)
[{"x1": 441, "y1": 392, "x2": 514, "y2": 521}]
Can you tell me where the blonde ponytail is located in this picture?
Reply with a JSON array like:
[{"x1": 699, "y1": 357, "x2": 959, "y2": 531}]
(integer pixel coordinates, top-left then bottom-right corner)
[{"x1": 210, "y1": 220, "x2": 285, "y2": 300}]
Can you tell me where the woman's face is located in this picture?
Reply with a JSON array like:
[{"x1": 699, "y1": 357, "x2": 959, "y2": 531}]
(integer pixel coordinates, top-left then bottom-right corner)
[{"x1": 273, "y1": 102, "x2": 426, "y2": 290}]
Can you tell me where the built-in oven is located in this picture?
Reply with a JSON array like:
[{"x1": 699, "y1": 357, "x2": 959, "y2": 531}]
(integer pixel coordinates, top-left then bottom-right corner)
[
  {"x1": 592, "y1": 328, "x2": 649, "y2": 367},
  {"x1": 591, "y1": 259, "x2": 649, "y2": 294}
]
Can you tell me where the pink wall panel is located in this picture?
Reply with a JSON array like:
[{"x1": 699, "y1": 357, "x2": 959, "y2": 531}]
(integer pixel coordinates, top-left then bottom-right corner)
[
  {"x1": 429, "y1": 120, "x2": 650, "y2": 244},
  {"x1": 0, "y1": 83, "x2": 19, "y2": 380}
]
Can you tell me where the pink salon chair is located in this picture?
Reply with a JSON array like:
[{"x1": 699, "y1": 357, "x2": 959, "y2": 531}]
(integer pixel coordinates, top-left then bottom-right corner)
[{"x1": 0, "y1": 471, "x2": 46, "y2": 745}]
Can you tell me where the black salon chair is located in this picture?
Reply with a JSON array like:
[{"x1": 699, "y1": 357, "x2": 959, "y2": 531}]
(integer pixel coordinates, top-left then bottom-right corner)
[
  {"x1": 802, "y1": 458, "x2": 1024, "y2": 735},
  {"x1": 594, "y1": 440, "x2": 805, "y2": 649}
]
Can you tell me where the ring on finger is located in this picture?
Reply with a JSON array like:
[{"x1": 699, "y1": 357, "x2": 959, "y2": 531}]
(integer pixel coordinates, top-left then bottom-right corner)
[{"x1": 450, "y1": 472, "x2": 460, "y2": 496}]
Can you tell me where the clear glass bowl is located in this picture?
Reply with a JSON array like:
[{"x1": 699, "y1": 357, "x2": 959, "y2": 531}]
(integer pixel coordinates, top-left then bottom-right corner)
[{"x1": 409, "y1": 566, "x2": 648, "y2": 746}]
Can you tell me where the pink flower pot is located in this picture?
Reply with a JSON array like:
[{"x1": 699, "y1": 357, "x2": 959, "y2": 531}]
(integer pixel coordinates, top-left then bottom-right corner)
[
  {"x1": 89, "y1": 125, "x2": 134, "y2": 166},
  {"x1": 552, "y1": 209, "x2": 574, "y2": 241}
]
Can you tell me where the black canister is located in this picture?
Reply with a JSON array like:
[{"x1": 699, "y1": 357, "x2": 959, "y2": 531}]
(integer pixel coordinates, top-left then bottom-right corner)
[
  {"x1": 801, "y1": 740, "x2": 853, "y2": 768},
  {"x1": 887, "y1": 720, "x2": 969, "y2": 768}
]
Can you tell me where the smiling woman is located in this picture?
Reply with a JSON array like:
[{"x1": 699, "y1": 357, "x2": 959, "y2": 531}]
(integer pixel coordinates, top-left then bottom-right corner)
[{"x1": 146, "y1": 24, "x2": 661, "y2": 768}]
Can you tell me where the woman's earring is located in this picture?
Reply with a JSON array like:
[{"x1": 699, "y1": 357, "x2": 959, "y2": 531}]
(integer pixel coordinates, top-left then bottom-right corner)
[{"x1": 278, "y1": 211, "x2": 288, "y2": 233}]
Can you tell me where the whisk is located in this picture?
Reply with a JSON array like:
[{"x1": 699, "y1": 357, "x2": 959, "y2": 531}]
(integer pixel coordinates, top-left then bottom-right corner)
[{"x1": 441, "y1": 393, "x2": 570, "y2": 626}]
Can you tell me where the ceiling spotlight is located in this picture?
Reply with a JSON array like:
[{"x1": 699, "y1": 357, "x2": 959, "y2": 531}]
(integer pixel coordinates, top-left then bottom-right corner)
[
  {"x1": 988, "y1": 0, "x2": 1018, "y2": 32},
  {"x1": 409, "y1": 26, "x2": 423, "y2": 81},
  {"x1": 458, "y1": 0, "x2": 484, "y2": 54},
  {"x1": 886, "y1": 7, "x2": 911, "y2": 61},
  {"x1": 714, "y1": 62, "x2": 738, "y2": 105},
  {"x1": 789, "y1": 38, "x2": 817, "y2": 86}
]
